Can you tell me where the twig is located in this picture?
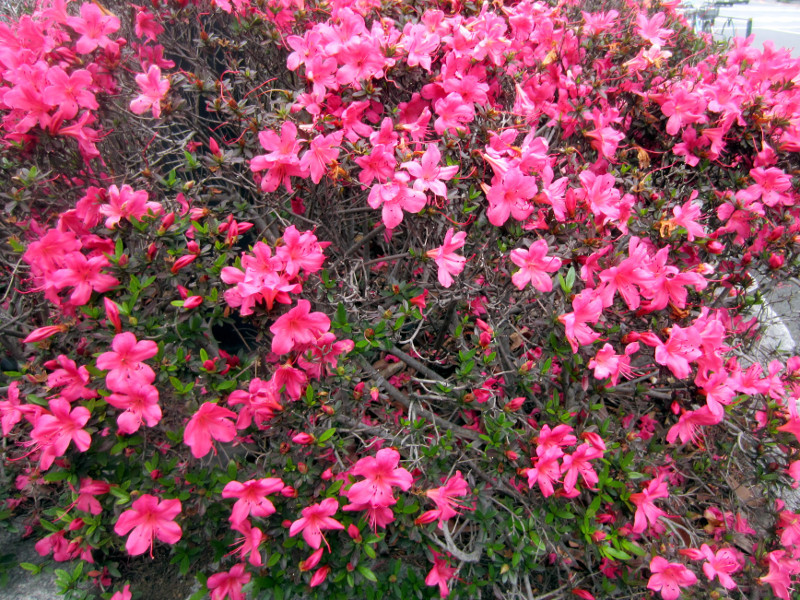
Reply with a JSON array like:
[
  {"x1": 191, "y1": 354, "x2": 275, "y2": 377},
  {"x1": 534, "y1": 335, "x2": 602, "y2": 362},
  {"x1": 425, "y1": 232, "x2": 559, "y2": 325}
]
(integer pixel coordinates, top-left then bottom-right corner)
[
  {"x1": 387, "y1": 345, "x2": 446, "y2": 383},
  {"x1": 358, "y1": 356, "x2": 481, "y2": 442}
]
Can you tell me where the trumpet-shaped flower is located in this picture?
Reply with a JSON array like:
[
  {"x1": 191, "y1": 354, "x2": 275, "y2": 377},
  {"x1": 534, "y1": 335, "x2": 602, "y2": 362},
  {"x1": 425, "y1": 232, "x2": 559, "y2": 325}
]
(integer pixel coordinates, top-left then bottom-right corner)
[
  {"x1": 207, "y1": 563, "x2": 250, "y2": 600},
  {"x1": 427, "y1": 228, "x2": 466, "y2": 288},
  {"x1": 114, "y1": 494, "x2": 182, "y2": 557},
  {"x1": 184, "y1": 402, "x2": 237, "y2": 458},
  {"x1": 509, "y1": 240, "x2": 561, "y2": 292},
  {"x1": 647, "y1": 557, "x2": 697, "y2": 600},
  {"x1": 345, "y1": 448, "x2": 414, "y2": 508},
  {"x1": 289, "y1": 497, "x2": 344, "y2": 551},
  {"x1": 96, "y1": 332, "x2": 158, "y2": 389},
  {"x1": 130, "y1": 65, "x2": 170, "y2": 118},
  {"x1": 222, "y1": 478, "x2": 285, "y2": 526},
  {"x1": 630, "y1": 475, "x2": 669, "y2": 534},
  {"x1": 31, "y1": 398, "x2": 91, "y2": 471},
  {"x1": 269, "y1": 299, "x2": 331, "y2": 355}
]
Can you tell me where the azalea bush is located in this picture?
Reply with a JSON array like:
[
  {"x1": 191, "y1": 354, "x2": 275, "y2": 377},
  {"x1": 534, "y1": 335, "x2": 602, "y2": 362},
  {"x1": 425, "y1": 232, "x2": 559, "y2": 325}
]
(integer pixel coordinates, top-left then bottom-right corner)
[{"x1": 3, "y1": 0, "x2": 800, "y2": 598}]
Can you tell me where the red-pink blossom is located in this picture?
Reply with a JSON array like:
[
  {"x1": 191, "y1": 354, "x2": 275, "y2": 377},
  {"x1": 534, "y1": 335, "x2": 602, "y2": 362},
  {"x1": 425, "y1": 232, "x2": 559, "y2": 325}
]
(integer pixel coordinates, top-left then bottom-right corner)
[
  {"x1": 426, "y1": 228, "x2": 466, "y2": 288},
  {"x1": 130, "y1": 65, "x2": 170, "y2": 118},
  {"x1": 345, "y1": 448, "x2": 414, "y2": 508},
  {"x1": 425, "y1": 552, "x2": 457, "y2": 598},
  {"x1": 269, "y1": 299, "x2": 331, "y2": 355},
  {"x1": 184, "y1": 402, "x2": 238, "y2": 458},
  {"x1": 289, "y1": 497, "x2": 344, "y2": 550},
  {"x1": 509, "y1": 240, "x2": 562, "y2": 292},
  {"x1": 647, "y1": 557, "x2": 697, "y2": 600},
  {"x1": 114, "y1": 494, "x2": 182, "y2": 557},
  {"x1": 207, "y1": 563, "x2": 250, "y2": 600}
]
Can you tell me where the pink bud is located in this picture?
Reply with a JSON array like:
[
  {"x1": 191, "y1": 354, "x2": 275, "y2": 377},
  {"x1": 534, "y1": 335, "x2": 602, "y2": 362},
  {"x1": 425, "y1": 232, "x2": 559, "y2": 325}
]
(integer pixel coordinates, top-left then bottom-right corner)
[
  {"x1": 769, "y1": 253, "x2": 785, "y2": 270},
  {"x1": 321, "y1": 468, "x2": 333, "y2": 480},
  {"x1": 309, "y1": 565, "x2": 330, "y2": 587},
  {"x1": 183, "y1": 296, "x2": 203, "y2": 309},
  {"x1": 23, "y1": 324, "x2": 68, "y2": 343},
  {"x1": 292, "y1": 432, "x2": 315, "y2": 445},
  {"x1": 159, "y1": 212, "x2": 175, "y2": 232},
  {"x1": 209, "y1": 137, "x2": 222, "y2": 157},
  {"x1": 103, "y1": 298, "x2": 122, "y2": 333},
  {"x1": 300, "y1": 548, "x2": 323, "y2": 572},
  {"x1": 171, "y1": 254, "x2": 197, "y2": 274},
  {"x1": 146, "y1": 243, "x2": 158, "y2": 262},
  {"x1": 504, "y1": 397, "x2": 525, "y2": 412},
  {"x1": 187, "y1": 241, "x2": 200, "y2": 254},
  {"x1": 505, "y1": 450, "x2": 519, "y2": 461},
  {"x1": 347, "y1": 524, "x2": 361, "y2": 542},
  {"x1": 706, "y1": 240, "x2": 724, "y2": 254},
  {"x1": 177, "y1": 285, "x2": 190, "y2": 299},
  {"x1": 281, "y1": 486, "x2": 297, "y2": 498},
  {"x1": 118, "y1": 254, "x2": 129, "y2": 266}
]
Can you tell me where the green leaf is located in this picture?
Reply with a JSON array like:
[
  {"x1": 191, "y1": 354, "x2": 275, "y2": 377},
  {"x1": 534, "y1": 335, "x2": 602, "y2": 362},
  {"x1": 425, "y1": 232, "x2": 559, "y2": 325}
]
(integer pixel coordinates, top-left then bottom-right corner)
[
  {"x1": 267, "y1": 552, "x2": 282, "y2": 568},
  {"x1": 603, "y1": 546, "x2": 633, "y2": 561},
  {"x1": 357, "y1": 565, "x2": 378, "y2": 583},
  {"x1": 318, "y1": 428, "x2": 336, "y2": 443},
  {"x1": 19, "y1": 563, "x2": 41, "y2": 574},
  {"x1": 565, "y1": 266, "x2": 576, "y2": 291}
]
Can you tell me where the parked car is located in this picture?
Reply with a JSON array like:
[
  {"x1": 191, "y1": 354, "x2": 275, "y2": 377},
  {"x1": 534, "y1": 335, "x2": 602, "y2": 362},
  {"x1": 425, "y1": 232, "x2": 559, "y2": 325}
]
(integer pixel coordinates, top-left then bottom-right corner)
[{"x1": 714, "y1": 0, "x2": 749, "y2": 5}]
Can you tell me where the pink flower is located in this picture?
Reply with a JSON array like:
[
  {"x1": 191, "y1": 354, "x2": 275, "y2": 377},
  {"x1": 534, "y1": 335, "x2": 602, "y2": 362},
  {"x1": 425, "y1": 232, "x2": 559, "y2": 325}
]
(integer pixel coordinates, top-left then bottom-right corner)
[
  {"x1": 509, "y1": 240, "x2": 562, "y2": 292},
  {"x1": 106, "y1": 381, "x2": 162, "y2": 434},
  {"x1": 269, "y1": 300, "x2": 331, "y2": 355},
  {"x1": 417, "y1": 471, "x2": 471, "y2": 527},
  {"x1": 558, "y1": 289, "x2": 604, "y2": 353},
  {"x1": 50, "y1": 252, "x2": 119, "y2": 306},
  {"x1": 367, "y1": 176, "x2": 427, "y2": 229},
  {"x1": 630, "y1": 475, "x2": 669, "y2": 534},
  {"x1": 486, "y1": 166, "x2": 536, "y2": 226},
  {"x1": 647, "y1": 557, "x2": 697, "y2": 600},
  {"x1": 114, "y1": 494, "x2": 182, "y2": 557},
  {"x1": 76, "y1": 478, "x2": 110, "y2": 515},
  {"x1": 289, "y1": 497, "x2": 344, "y2": 550},
  {"x1": 31, "y1": 398, "x2": 92, "y2": 471},
  {"x1": 96, "y1": 332, "x2": 158, "y2": 390},
  {"x1": 43, "y1": 67, "x2": 97, "y2": 120},
  {"x1": 561, "y1": 444, "x2": 603, "y2": 494},
  {"x1": 525, "y1": 446, "x2": 563, "y2": 497},
  {"x1": 426, "y1": 228, "x2": 466, "y2": 288},
  {"x1": 110, "y1": 584, "x2": 131, "y2": 600},
  {"x1": 345, "y1": 448, "x2": 414, "y2": 508},
  {"x1": 433, "y1": 92, "x2": 474, "y2": 135},
  {"x1": 46, "y1": 355, "x2": 97, "y2": 402},
  {"x1": 401, "y1": 144, "x2": 458, "y2": 198},
  {"x1": 99, "y1": 184, "x2": 161, "y2": 229},
  {"x1": 299, "y1": 131, "x2": 343, "y2": 184},
  {"x1": 697, "y1": 544, "x2": 741, "y2": 589},
  {"x1": 207, "y1": 563, "x2": 251, "y2": 600},
  {"x1": 425, "y1": 552, "x2": 457, "y2": 598},
  {"x1": 0, "y1": 382, "x2": 23, "y2": 436},
  {"x1": 184, "y1": 403, "x2": 238, "y2": 458},
  {"x1": 130, "y1": 65, "x2": 170, "y2": 118},
  {"x1": 666, "y1": 406, "x2": 721, "y2": 445},
  {"x1": 222, "y1": 478, "x2": 284, "y2": 526},
  {"x1": 66, "y1": 3, "x2": 120, "y2": 54},
  {"x1": 588, "y1": 342, "x2": 638, "y2": 387}
]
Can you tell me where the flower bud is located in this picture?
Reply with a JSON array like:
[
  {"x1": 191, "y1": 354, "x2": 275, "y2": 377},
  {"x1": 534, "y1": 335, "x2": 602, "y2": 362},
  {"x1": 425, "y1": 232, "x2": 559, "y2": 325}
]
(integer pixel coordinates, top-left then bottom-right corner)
[
  {"x1": 706, "y1": 240, "x2": 724, "y2": 254},
  {"x1": 23, "y1": 324, "x2": 68, "y2": 343},
  {"x1": 187, "y1": 240, "x2": 200, "y2": 254},
  {"x1": 171, "y1": 254, "x2": 197, "y2": 274},
  {"x1": 300, "y1": 548, "x2": 323, "y2": 572},
  {"x1": 292, "y1": 432, "x2": 315, "y2": 445},
  {"x1": 347, "y1": 524, "x2": 361, "y2": 542},
  {"x1": 103, "y1": 298, "x2": 122, "y2": 333},
  {"x1": 309, "y1": 566, "x2": 330, "y2": 587},
  {"x1": 183, "y1": 296, "x2": 203, "y2": 309},
  {"x1": 504, "y1": 397, "x2": 525, "y2": 412},
  {"x1": 769, "y1": 253, "x2": 785, "y2": 270}
]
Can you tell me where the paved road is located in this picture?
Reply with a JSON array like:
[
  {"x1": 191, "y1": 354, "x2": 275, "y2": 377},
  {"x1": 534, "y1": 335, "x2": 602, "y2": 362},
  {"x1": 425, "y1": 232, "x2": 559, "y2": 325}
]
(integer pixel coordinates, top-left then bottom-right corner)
[{"x1": 686, "y1": 0, "x2": 800, "y2": 56}]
